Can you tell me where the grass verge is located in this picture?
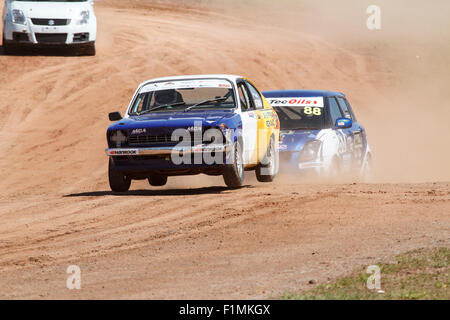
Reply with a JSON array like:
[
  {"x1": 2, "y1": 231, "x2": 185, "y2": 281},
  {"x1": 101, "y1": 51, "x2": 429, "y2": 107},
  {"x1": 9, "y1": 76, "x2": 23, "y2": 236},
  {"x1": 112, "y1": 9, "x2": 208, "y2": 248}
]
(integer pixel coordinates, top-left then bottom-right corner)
[{"x1": 282, "y1": 247, "x2": 449, "y2": 300}]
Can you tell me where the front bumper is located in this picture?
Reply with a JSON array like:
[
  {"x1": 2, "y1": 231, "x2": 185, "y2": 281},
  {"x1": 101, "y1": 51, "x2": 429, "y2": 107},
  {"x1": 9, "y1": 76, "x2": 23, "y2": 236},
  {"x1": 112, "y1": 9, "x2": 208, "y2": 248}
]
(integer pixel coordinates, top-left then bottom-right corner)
[
  {"x1": 279, "y1": 151, "x2": 325, "y2": 175},
  {"x1": 106, "y1": 143, "x2": 232, "y2": 157},
  {"x1": 4, "y1": 17, "x2": 96, "y2": 45},
  {"x1": 107, "y1": 144, "x2": 233, "y2": 175}
]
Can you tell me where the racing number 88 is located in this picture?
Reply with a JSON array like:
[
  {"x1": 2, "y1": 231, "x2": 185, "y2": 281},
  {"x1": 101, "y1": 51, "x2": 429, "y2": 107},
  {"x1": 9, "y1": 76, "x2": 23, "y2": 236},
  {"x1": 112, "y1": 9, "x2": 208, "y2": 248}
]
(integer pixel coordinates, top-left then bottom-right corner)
[{"x1": 304, "y1": 107, "x2": 322, "y2": 116}]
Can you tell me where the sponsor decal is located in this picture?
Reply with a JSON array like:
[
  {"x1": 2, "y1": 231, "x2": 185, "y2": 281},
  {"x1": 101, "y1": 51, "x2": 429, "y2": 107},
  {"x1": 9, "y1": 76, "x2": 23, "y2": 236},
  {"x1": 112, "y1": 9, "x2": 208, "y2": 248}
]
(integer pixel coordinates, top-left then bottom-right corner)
[
  {"x1": 267, "y1": 97, "x2": 324, "y2": 108},
  {"x1": 262, "y1": 111, "x2": 274, "y2": 119},
  {"x1": 265, "y1": 119, "x2": 276, "y2": 127},
  {"x1": 130, "y1": 128, "x2": 147, "y2": 135},
  {"x1": 187, "y1": 126, "x2": 202, "y2": 132},
  {"x1": 110, "y1": 149, "x2": 139, "y2": 156},
  {"x1": 141, "y1": 79, "x2": 232, "y2": 93}
]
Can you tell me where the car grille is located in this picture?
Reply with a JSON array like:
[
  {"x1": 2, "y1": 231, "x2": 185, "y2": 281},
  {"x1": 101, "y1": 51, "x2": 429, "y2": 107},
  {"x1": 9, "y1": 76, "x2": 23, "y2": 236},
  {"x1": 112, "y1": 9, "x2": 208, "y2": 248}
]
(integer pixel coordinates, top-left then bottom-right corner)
[
  {"x1": 31, "y1": 18, "x2": 70, "y2": 26},
  {"x1": 128, "y1": 134, "x2": 175, "y2": 146},
  {"x1": 35, "y1": 33, "x2": 67, "y2": 44}
]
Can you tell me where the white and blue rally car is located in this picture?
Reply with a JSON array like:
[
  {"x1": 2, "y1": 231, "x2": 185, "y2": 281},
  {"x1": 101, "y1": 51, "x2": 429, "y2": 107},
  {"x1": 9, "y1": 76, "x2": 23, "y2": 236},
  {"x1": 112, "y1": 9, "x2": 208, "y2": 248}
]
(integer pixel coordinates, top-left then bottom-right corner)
[
  {"x1": 106, "y1": 75, "x2": 280, "y2": 192},
  {"x1": 262, "y1": 90, "x2": 372, "y2": 180}
]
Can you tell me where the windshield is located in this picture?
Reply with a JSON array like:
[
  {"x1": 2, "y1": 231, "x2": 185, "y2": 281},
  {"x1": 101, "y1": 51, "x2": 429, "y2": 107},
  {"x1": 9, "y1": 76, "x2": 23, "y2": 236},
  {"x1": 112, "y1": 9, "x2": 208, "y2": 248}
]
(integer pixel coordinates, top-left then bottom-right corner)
[
  {"x1": 267, "y1": 97, "x2": 326, "y2": 130},
  {"x1": 129, "y1": 79, "x2": 236, "y2": 115},
  {"x1": 274, "y1": 106, "x2": 325, "y2": 130}
]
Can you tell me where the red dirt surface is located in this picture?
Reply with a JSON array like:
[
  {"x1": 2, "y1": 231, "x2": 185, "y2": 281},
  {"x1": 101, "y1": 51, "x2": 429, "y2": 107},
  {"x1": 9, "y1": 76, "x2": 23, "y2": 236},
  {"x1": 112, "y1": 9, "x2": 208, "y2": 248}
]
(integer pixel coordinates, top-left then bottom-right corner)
[{"x1": 0, "y1": 0, "x2": 448, "y2": 299}]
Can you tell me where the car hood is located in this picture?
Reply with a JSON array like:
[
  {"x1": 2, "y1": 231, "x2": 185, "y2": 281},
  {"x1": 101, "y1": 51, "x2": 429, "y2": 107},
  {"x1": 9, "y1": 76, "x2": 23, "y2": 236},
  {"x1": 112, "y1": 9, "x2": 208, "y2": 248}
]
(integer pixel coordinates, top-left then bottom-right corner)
[
  {"x1": 108, "y1": 110, "x2": 236, "y2": 133},
  {"x1": 279, "y1": 129, "x2": 322, "y2": 152},
  {"x1": 11, "y1": 1, "x2": 92, "y2": 19}
]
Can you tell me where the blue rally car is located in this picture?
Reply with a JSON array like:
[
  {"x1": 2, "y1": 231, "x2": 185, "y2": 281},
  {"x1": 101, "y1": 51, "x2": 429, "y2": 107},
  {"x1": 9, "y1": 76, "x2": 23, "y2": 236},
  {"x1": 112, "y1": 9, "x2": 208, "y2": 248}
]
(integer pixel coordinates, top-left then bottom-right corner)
[
  {"x1": 105, "y1": 75, "x2": 280, "y2": 192},
  {"x1": 262, "y1": 90, "x2": 372, "y2": 180}
]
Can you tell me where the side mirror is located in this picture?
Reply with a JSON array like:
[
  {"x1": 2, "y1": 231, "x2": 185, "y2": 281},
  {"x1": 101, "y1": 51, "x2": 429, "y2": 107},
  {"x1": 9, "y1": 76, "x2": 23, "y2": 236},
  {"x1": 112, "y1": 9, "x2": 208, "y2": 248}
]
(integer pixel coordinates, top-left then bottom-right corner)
[
  {"x1": 109, "y1": 112, "x2": 123, "y2": 122},
  {"x1": 335, "y1": 117, "x2": 352, "y2": 129}
]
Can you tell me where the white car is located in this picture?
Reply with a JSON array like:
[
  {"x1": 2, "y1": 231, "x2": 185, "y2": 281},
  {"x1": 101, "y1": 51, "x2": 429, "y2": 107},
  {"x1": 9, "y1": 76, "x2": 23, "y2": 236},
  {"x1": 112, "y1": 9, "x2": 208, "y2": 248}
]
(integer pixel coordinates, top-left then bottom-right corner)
[{"x1": 2, "y1": 0, "x2": 97, "y2": 55}]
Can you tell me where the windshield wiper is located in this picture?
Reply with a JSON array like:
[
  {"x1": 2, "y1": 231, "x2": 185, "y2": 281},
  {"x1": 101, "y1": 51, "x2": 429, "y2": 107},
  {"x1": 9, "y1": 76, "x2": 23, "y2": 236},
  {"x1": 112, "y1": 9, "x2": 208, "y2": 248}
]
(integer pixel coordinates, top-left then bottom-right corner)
[
  {"x1": 184, "y1": 97, "x2": 228, "y2": 112},
  {"x1": 137, "y1": 102, "x2": 186, "y2": 115}
]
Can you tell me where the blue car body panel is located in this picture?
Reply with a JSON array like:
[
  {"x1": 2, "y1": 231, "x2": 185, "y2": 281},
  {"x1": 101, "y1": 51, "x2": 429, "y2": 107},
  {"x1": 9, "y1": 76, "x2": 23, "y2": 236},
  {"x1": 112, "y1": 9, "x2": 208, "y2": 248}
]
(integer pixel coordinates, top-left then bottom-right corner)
[
  {"x1": 262, "y1": 90, "x2": 369, "y2": 175},
  {"x1": 107, "y1": 109, "x2": 242, "y2": 173},
  {"x1": 108, "y1": 110, "x2": 241, "y2": 138}
]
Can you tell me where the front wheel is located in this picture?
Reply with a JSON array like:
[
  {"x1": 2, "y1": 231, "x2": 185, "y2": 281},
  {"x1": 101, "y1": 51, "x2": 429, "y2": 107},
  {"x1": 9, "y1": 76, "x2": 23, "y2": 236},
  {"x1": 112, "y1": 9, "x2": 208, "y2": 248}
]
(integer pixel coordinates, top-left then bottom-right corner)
[
  {"x1": 108, "y1": 158, "x2": 131, "y2": 192},
  {"x1": 79, "y1": 42, "x2": 96, "y2": 56},
  {"x1": 322, "y1": 157, "x2": 341, "y2": 183},
  {"x1": 360, "y1": 153, "x2": 373, "y2": 182},
  {"x1": 223, "y1": 140, "x2": 244, "y2": 189},
  {"x1": 256, "y1": 138, "x2": 278, "y2": 182},
  {"x1": 2, "y1": 35, "x2": 12, "y2": 55}
]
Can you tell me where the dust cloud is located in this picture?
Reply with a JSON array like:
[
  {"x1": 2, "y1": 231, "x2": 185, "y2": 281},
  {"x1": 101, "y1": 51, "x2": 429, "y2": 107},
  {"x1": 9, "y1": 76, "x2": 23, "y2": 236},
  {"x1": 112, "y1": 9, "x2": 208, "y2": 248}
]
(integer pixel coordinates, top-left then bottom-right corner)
[
  {"x1": 121, "y1": 0, "x2": 450, "y2": 183},
  {"x1": 213, "y1": 0, "x2": 450, "y2": 183}
]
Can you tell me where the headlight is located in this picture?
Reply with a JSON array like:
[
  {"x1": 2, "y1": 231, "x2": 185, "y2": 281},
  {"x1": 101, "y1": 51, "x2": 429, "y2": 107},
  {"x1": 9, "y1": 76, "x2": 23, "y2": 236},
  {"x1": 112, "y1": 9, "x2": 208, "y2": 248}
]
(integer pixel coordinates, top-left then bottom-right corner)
[
  {"x1": 12, "y1": 9, "x2": 26, "y2": 25},
  {"x1": 110, "y1": 130, "x2": 127, "y2": 147},
  {"x1": 78, "y1": 10, "x2": 90, "y2": 25},
  {"x1": 299, "y1": 140, "x2": 322, "y2": 162}
]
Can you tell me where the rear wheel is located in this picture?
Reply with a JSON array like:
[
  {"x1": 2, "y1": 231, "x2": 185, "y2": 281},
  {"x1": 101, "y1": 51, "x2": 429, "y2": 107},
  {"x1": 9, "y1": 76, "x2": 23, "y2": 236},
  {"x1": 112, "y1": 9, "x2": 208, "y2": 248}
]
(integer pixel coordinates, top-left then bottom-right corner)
[
  {"x1": 148, "y1": 175, "x2": 168, "y2": 187},
  {"x1": 108, "y1": 158, "x2": 131, "y2": 192},
  {"x1": 256, "y1": 138, "x2": 278, "y2": 182},
  {"x1": 223, "y1": 140, "x2": 244, "y2": 189}
]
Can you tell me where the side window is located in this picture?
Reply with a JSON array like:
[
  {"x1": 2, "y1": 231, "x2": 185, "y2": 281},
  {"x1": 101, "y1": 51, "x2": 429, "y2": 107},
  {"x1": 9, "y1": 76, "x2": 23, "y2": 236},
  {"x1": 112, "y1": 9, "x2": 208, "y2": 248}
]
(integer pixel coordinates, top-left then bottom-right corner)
[
  {"x1": 237, "y1": 83, "x2": 251, "y2": 111},
  {"x1": 337, "y1": 97, "x2": 352, "y2": 119},
  {"x1": 134, "y1": 93, "x2": 152, "y2": 113},
  {"x1": 344, "y1": 98, "x2": 357, "y2": 121},
  {"x1": 246, "y1": 82, "x2": 263, "y2": 109},
  {"x1": 328, "y1": 97, "x2": 343, "y2": 126}
]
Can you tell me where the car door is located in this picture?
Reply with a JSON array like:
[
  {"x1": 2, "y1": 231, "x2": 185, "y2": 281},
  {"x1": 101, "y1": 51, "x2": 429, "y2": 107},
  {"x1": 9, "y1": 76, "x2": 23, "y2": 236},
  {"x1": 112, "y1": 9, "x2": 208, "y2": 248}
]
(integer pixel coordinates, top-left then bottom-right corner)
[
  {"x1": 328, "y1": 97, "x2": 353, "y2": 172},
  {"x1": 336, "y1": 96, "x2": 365, "y2": 169},
  {"x1": 237, "y1": 81, "x2": 258, "y2": 165},
  {"x1": 244, "y1": 80, "x2": 270, "y2": 162}
]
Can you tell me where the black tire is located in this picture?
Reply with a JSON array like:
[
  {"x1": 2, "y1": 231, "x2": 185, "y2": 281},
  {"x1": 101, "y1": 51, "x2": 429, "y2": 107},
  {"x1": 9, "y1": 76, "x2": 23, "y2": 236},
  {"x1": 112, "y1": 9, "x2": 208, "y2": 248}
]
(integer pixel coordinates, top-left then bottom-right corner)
[
  {"x1": 108, "y1": 158, "x2": 131, "y2": 192},
  {"x1": 2, "y1": 35, "x2": 12, "y2": 55},
  {"x1": 223, "y1": 140, "x2": 244, "y2": 189},
  {"x1": 325, "y1": 157, "x2": 341, "y2": 182},
  {"x1": 256, "y1": 137, "x2": 278, "y2": 183},
  {"x1": 84, "y1": 42, "x2": 96, "y2": 56},
  {"x1": 148, "y1": 175, "x2": 168, "y2": 187}
]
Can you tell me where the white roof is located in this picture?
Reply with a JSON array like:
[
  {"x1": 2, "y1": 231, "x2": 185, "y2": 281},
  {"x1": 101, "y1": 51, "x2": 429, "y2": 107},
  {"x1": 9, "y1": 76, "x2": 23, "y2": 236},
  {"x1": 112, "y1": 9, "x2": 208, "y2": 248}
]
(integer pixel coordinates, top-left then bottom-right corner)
[{"x1": 138, "y1": 74, "x2": 243, "y2": 87}]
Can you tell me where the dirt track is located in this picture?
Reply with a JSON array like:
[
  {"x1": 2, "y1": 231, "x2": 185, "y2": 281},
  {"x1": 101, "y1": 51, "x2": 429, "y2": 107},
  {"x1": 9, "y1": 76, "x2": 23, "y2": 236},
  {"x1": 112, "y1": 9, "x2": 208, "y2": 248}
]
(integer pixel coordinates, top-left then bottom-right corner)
[{"x1": 0, "y1": 1, "x2": 449, "y2": 299}]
